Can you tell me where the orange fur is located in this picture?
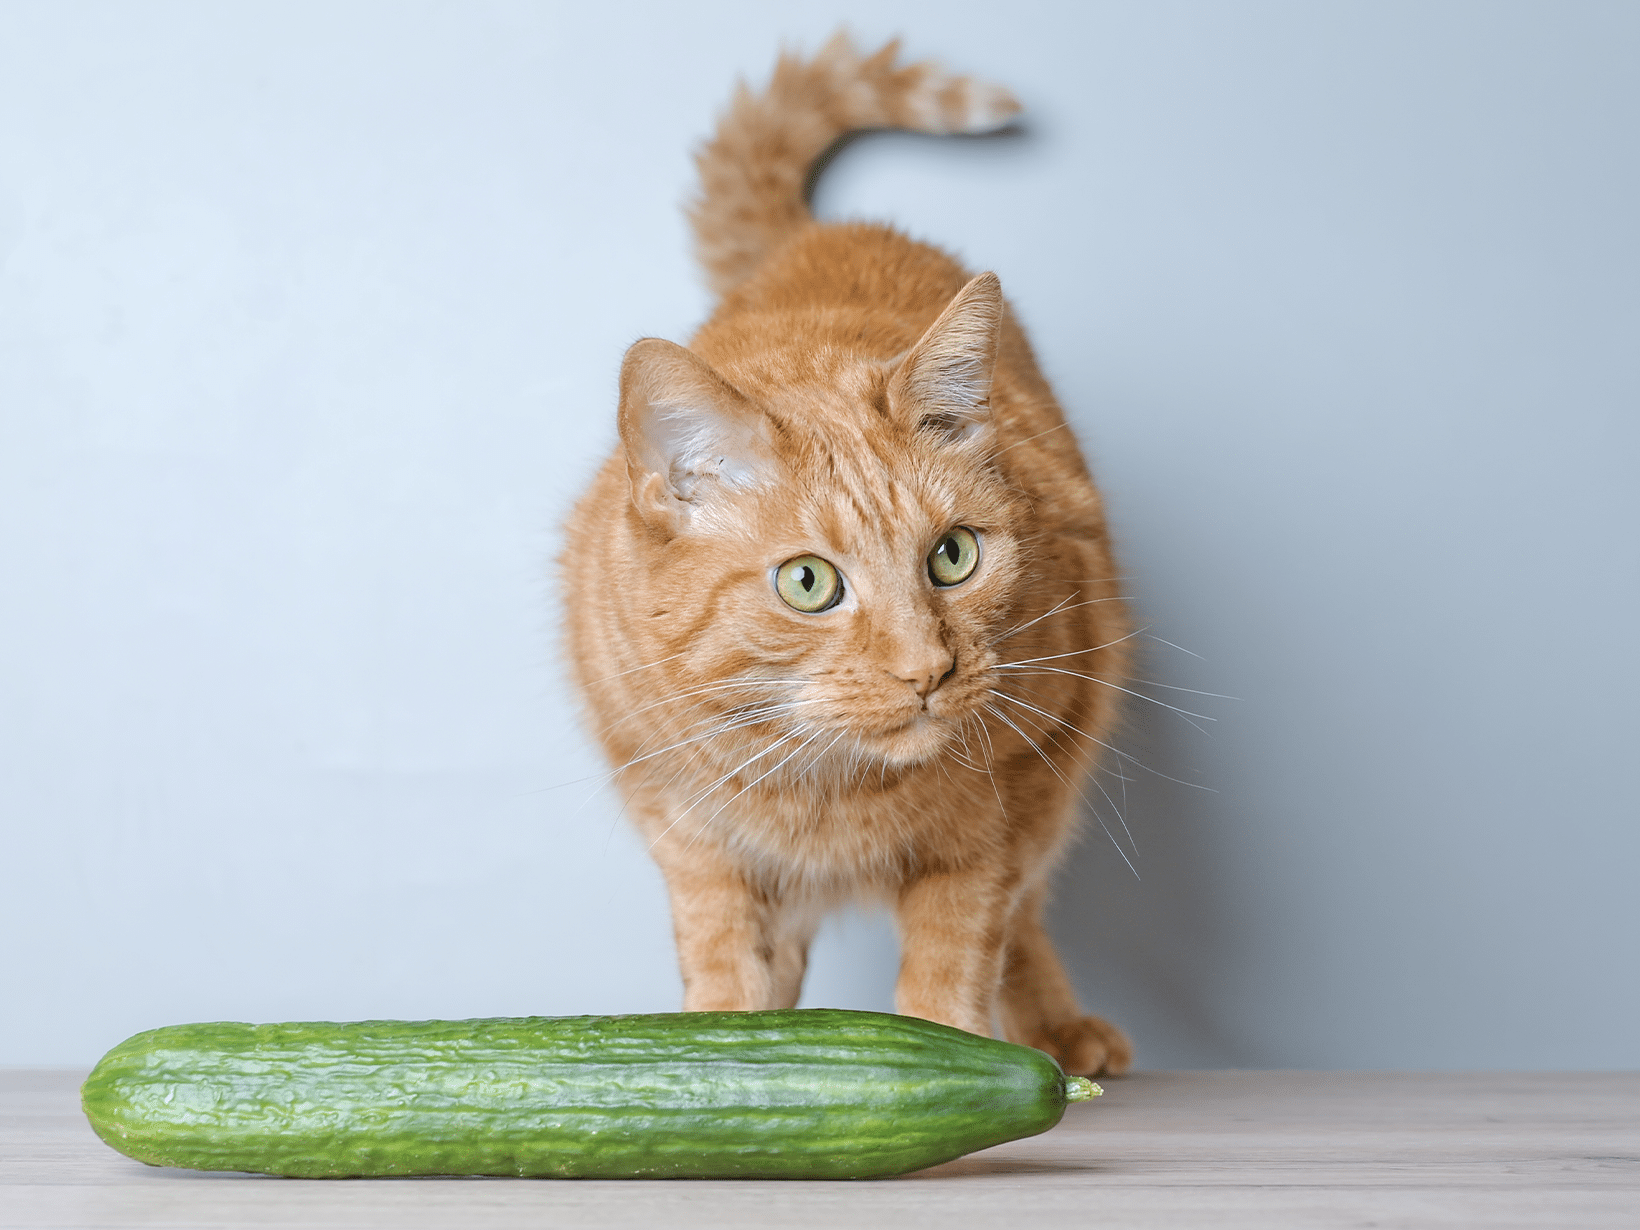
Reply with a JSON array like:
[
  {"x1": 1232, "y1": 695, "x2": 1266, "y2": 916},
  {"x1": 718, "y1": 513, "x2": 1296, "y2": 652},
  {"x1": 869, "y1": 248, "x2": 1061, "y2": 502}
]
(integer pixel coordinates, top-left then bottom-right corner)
[{"x1": 563, "y1": 34, "x2": 1132, "y2": 1076}]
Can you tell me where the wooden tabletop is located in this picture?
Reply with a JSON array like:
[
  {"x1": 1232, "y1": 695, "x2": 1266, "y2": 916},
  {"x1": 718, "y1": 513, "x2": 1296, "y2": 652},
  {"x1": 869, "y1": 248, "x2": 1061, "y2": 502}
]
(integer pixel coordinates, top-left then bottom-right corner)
[{"x1": 3, "y1": 1068, "x2": 1635, "y2": 1228}]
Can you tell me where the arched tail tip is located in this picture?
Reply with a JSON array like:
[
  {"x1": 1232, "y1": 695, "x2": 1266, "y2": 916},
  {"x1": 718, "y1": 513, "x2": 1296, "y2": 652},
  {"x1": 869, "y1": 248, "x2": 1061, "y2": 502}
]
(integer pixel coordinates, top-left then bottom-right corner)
[
  {"x1": 930, "y1": 77, "x2": 1023, "y2": 135},
  {"x1": 1066, "y1": 1077, "x2": 1102, "y2": 1102}
]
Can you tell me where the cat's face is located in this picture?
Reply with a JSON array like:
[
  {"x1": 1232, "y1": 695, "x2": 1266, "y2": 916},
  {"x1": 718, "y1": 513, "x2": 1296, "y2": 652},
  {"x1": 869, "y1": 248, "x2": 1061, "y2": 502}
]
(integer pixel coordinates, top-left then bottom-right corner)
[
  {"x1": 651, "y1": 394, "x2": 1035, "y2": 770},
  {"x1": 614, "y1": 274, "x2": 1032, "y2": 774}
]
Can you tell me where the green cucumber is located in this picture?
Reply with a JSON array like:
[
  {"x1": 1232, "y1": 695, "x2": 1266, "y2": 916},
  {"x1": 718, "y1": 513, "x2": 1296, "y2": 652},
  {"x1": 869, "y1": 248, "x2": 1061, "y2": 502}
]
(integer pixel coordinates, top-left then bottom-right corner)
[{"x1": 81, "y1": 1008, "x2": 1099, "y2": 1179}]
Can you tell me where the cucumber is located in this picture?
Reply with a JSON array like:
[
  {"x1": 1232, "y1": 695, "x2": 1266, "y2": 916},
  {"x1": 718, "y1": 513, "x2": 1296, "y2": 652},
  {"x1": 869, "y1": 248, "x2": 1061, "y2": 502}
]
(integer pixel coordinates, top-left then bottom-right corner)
[{"x1": 81, "y1": 1008, "x2": 1099, "y2": 1179}]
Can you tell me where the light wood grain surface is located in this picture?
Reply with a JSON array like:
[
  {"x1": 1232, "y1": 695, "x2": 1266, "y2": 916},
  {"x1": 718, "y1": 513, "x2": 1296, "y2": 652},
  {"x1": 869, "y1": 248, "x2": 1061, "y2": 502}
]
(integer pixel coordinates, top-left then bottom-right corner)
[{"x1": 3, "y1": 1068, "x2": 1635, "y2": 1229}]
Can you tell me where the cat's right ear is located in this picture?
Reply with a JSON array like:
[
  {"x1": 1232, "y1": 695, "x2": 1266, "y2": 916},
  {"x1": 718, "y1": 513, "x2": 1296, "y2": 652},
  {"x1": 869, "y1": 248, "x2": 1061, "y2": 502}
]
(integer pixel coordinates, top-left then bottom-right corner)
[
  {"x1": 886, "y1": 272, "x2": 1003, "y2": 446},
  {"x1": 617, "y1": 338, "x2": 775, "y2": 535}
]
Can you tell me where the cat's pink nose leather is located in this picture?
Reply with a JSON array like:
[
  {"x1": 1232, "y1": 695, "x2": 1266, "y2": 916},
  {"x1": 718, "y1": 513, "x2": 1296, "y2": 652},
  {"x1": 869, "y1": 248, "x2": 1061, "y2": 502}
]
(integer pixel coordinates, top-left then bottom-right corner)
[{"x1": 894, "y1": 649, "x2": 955, "y2": 699}]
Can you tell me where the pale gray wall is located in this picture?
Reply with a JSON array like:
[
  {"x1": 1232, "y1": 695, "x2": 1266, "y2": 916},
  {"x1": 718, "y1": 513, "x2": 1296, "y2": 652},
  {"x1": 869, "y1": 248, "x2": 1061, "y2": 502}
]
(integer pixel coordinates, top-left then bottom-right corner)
[{"x1": 2, "y1": 1, "x2": 1635, "y2": 1067}]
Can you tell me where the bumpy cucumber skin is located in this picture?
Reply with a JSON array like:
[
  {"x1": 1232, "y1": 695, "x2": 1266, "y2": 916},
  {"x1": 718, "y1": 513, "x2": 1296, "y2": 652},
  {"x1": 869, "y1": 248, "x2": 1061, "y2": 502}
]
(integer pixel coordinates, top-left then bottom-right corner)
[{"x1": 81, "y1": 1009, "x2": 1076, "y2": 1179}]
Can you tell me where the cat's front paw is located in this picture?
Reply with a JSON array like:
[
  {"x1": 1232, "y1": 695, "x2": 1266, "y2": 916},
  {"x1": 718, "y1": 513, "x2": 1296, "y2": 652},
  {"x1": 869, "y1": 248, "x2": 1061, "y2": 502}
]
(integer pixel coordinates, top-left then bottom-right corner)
[{"x1": 1035, "y1": 1015, "x2": 1132, "y2": 1077}]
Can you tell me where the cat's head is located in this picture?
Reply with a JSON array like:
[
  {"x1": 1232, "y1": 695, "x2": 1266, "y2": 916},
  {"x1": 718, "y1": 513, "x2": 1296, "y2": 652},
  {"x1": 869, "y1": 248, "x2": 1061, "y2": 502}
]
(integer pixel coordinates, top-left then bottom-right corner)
[{"x1": 615, "y1": 274, "x2": 1035, "y2": 770}]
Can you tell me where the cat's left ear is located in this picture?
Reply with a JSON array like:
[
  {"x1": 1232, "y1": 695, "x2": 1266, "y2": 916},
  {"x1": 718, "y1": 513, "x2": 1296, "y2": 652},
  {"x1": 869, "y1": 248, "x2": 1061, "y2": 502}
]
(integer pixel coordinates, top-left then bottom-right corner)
[
  {"x1": 886, "y1": 272, "x2": 1003, "y2": 445},
  {"x1": 618, "y1": 338, "x2": 776, "y2": 534}
]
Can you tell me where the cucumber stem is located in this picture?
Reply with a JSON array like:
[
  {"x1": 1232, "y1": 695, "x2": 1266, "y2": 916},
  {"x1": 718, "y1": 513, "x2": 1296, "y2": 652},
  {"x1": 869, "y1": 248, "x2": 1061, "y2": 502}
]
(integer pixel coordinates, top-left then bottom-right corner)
[{"x1": 1065, "y1": 1077, "x2": 1101, "y2": 1102}]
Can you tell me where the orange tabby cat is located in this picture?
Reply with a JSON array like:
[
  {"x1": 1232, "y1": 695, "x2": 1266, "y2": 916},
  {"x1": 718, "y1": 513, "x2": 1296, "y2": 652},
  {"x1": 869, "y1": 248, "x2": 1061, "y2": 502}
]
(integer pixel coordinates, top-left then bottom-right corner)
[{"x1": 563, "y1": 34, "x2": 1132, "y2": 1076}]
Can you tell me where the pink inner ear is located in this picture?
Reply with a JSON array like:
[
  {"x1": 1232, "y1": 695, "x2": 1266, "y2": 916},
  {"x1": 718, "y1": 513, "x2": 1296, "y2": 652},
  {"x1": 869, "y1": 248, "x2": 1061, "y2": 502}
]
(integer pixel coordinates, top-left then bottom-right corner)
[
  {"x1": 645, "y1": 400, "x2": 771, "y2": 499},
  {"x1": 619, "y1": 338, "x2": 776, "y2": 507},
  {"x1": 890, "y1": 273, "x2": 1003, "y2": 441}
]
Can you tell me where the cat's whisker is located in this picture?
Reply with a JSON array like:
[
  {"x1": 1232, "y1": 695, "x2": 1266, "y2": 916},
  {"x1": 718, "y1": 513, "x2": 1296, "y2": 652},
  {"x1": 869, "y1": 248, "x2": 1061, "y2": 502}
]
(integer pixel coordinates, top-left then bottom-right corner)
[
  {"x1": 794, "y1": 730, "x2": 849, "y2": 787},
  {"x1": 997, "y1": 701, "x2": 1141, "y2": 859},
  {"x1": 1119, "y1": 677, "x2": 1240, "y2": 700},
  {"x1": 580, "y1": 651, "x2": 690, "y2": 687},
  {"x1": 603, "y1": 678, "x2": 806, "y2": 728},
  {"x1": 994, "y1": 624, "x2": 1147, "y2": 667},
  {"x1": 616, "y1": 700, "x2": 827, "y2": 776},
  {"x1": 992, "y1": 592, "x2": 1077, "y2": 644},
  {"x1": 987, "y1": 689, "x2": 1059, "y2": 744},
  {"x1": 1091, "y1": 767, "x2": 1139, "y2": 858},
  {"x1": 991, "y1": 707, "x2": 1140, "y2": 875},
  {"x1": 667, "y1": 690, "x2": 822, "y2": 731},
  {"x1": 1113, "y1": 747, "x2": 1131, "y2": 839},
  {"x1": 993, "y1": 623, "x2": 1218, "y2": 723},
  {"x1": 1145, "y1": 633, "x2": 1206, "y2": 660},
  {"x1": 616, "y1": 673, "x2": 794, "y2": 712},
  {"x1": 601, "y1": 728, "x2": 725, "y2": 856},
  {"x1": 991, "y1": 683, "x2": 1215, "y2": 793},
  {"x1": 523, "y1": 698, "x2": 794, "y2": 795},
  {"x1": 595, "y1": 675, "x2": 808, "y2": 736},
  {"x1": 678, "y1": 723, "x2": 823, "y2": 808},
  {"x1": 953, "y1": 717, "x2": 988, "y2": 773},
  {"x1": 582, "y1": 703, "x2": 822, "y2": 844},
  {"x1": 982, "y1": 701, "x2": 1139, "y2": 877},
  {"x1": 576, "y1": 709, "x2": 796, "y2": 811},
  {"x1": 1004, "y1": 697, "x2": 1141, "y2": 861},
  {"x1": 991, "y1": 594, "x2": 1133, "y2": 645},
  {"x1": 595, "y1": 695, "x2": 818, "y2": 792},
  {"x1": 646, "y1": 728, "x2": 810, "y2": 853},
  {"x1": 604, "y1": 730, "x2": 724, "y2": 855},
  {"x1": 968, "y1": 712, "x2": 1010, "y2": 821},
  {"x1": 683, "y1": 725, "x2": 832, "y2": 852},
  {"x1": 584, "y1": 695, "x2": 817, "y2": 792},
  {"x1": 620, "y1": 702, "x2": 783, "y2": 766},
  {"x1": 983, "y1": 691, "x2": 1139, "y2": 856},
  {"x1": 590, "y1": 710, "x2": 770, "y2": 825},
  {"x1": 993, "y1": 663, "x2": 1214, "y2": 731}
]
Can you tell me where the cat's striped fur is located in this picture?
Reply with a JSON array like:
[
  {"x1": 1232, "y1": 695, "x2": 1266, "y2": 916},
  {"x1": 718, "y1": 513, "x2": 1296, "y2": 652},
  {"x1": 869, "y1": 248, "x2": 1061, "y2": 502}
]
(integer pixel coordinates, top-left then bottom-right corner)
[{"x1": 564, "y1": 33, "x2": 1131, "y2": 1076}]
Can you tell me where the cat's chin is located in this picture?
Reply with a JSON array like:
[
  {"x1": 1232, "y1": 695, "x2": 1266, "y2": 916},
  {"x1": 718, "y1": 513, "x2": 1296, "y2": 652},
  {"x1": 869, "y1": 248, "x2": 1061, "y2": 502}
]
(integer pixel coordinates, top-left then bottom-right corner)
[{"x1": 854, "y1": 714, "x2": 955, "y2": 769}]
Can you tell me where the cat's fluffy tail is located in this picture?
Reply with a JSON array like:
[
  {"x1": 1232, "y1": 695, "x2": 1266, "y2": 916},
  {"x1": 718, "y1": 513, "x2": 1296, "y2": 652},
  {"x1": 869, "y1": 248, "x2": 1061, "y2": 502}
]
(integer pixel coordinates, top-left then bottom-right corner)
[{"x1": 690, "y1": 32, "x2": 1021, "y2": 297}]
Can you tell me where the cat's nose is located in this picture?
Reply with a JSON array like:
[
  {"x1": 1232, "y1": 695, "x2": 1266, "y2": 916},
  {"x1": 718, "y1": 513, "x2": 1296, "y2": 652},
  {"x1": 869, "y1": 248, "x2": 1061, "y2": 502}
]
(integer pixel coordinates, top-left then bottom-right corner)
[{"x1": 893, "y1": 648, "x2": 955, "y2": 699}]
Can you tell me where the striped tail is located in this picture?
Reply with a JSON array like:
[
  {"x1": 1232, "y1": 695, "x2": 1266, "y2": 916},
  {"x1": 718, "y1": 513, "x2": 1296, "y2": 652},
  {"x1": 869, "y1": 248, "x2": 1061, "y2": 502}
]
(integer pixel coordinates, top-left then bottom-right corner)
[{"x1": 689, "y1": 32, "x2": 1022, "y2": 297}]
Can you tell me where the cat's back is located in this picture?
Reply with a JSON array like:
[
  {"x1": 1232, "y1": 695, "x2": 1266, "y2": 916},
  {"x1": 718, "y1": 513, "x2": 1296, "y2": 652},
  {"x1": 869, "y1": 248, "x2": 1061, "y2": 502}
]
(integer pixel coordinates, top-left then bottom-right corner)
[{"x1": 706, "y1": 222, "x2": 970, "y2": 326}]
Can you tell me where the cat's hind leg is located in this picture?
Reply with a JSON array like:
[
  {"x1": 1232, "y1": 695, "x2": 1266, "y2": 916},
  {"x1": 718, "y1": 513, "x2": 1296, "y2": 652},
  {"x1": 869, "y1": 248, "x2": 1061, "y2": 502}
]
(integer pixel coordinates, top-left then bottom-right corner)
[{"x1": 997, "y1": 889, "x2": 1132, "y2": 1076}]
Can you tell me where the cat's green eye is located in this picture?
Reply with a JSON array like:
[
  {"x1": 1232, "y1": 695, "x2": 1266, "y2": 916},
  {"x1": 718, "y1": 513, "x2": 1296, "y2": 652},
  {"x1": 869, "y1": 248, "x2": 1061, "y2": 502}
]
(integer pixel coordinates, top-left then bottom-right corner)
[
  {"x1": 928, "y1": 527, "x2": 981, "y2": 587},
  {"x1": 775, "y1": 555, "x2": 842, "y2": 613}
]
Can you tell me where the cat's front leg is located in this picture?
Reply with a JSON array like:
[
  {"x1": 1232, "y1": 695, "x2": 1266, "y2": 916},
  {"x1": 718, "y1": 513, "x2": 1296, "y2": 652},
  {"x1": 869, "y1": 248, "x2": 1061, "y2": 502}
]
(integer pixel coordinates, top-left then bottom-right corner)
[
  {"x1": 653, "y1": 843, "x2": 781, "y2": 1011},
  {"x1": 893, "y1": 866, "x2": 1016, "y2": 1036}
]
